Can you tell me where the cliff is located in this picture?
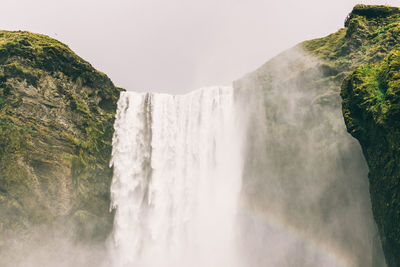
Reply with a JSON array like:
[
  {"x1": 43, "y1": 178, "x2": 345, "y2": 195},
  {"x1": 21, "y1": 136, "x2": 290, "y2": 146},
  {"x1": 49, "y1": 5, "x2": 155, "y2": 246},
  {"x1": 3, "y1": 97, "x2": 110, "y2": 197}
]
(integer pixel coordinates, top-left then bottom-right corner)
[
  {"x1": 341, "y1": 47, "x2": 400, "y2": 266},
  {"x1": 0, "y1": 30, "x2": 122, "y2": 246},
  {"x1": 2, "y1": 3, "x2": 400, "y2": 266},
  {"x1": 235, "y1": 4, "x2": 400, "y2": 266}
]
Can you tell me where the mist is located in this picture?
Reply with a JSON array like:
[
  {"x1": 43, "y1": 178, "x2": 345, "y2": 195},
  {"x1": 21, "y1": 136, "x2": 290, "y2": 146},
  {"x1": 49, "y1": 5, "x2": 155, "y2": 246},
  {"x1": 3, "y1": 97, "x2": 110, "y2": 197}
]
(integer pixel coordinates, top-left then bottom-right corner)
[
  {"x1": 2, "y1": 47, "x2": 386, "y2": 266},
  {"x1": 0, "y1": 0, "x2": 398, "y2": 93},
  {"x1": 235, "y1": 47, "x2": 385, "y2": 266},
  {"x1": 0, "y1": 1, "x2": 395, "y2": 266}
]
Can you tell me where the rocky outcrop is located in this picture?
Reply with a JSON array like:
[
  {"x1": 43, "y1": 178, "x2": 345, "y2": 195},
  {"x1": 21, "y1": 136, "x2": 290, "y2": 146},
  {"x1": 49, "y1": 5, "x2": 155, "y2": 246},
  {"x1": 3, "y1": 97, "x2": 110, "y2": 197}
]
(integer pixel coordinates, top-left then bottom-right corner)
[
  {"x1": 236, "y1": 4, "x2": 400, "y2": 266},
  {"x1": 341, "y1": 48, "x2": 400, "y2": 267},
  {"x1": 0, "y1": 30, "x2": 122, "y2": 245},
  {"x1": 237, "y1": 4, "x2": 400, "y2": 106},
  {"x1": 2, "y1": 3, "x2": 400, "y2": 266}
]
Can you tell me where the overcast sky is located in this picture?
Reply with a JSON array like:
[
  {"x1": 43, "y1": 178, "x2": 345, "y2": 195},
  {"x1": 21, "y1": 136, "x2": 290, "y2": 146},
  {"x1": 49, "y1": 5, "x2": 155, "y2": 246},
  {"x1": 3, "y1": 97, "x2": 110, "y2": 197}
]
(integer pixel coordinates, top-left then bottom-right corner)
[{"x1": 1, "y1": 0, "x2": 399, "y2": 93}]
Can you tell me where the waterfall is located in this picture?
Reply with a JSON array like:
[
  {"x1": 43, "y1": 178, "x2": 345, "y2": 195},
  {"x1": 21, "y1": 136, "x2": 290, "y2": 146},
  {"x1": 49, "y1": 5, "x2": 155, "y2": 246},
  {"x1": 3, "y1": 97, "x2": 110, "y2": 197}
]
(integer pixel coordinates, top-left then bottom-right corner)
[
  {"x1": 108, "y1": 75, "x2": 383, "y2": 266},
  {"x1": 109, "y1": 86, "x2": 246, "y2": 267}
]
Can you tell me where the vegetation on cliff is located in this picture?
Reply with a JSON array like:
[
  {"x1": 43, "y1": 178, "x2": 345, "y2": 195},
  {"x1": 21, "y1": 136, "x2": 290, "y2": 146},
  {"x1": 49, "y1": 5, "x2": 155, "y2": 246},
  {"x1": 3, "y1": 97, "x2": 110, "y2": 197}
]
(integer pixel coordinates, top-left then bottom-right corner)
[
  {"x1": 304, "y1": 4, "x2": 400, "y2": 83},
  {"x1": 341, "y1": 47, "x2": 400, "y2": 267},
  {"x1": 1, "y1": 3, "x2": 400, "y2": 266},
  {"x1": 237, "y1": 4, "x2": 400, "y2": 113},
  {"x1": 0, "y1": 30, "x2": 122, "y2": 247},
  {"x1": 235, "y1": 4, "x2": 400, "y2": 266},
  {"x1": 307, "y1": 5, "x2": 400, "y2": 266},
  {"x1": 304, "y1": 4, "x2": 400, "y2": 266}
]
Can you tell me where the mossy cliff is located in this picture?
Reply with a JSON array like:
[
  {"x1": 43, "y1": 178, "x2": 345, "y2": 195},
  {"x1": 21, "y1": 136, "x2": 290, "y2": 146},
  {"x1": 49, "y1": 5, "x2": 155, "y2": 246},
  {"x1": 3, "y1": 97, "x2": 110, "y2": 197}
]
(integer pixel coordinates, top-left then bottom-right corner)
[
  {"x1": 235, "y1": 4, "x2": 400, "y2": 266},
  {"x1": 0, "y1": 30, "x2": 122, "y2": 245},
  {"x1": 341, "y1": 48, "x2": 400, "y2": 266},
  {"x1": 237, "y1": 4, "x2": 400, "y2": 111}
]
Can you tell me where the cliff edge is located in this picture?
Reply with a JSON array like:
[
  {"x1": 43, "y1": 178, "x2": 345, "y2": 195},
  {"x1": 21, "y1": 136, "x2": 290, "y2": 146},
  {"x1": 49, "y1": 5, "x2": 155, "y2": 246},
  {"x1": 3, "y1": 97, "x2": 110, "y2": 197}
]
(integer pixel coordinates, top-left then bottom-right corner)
[
  {"x1": 236, "y1": 4, "x2": 400, "y2": 266},
  {"x1": 0, "y1": 30, "x2": 122, "y2": 246},
  {"x1": 342, "y1": 47, "x2": 400, "y2": 267}
]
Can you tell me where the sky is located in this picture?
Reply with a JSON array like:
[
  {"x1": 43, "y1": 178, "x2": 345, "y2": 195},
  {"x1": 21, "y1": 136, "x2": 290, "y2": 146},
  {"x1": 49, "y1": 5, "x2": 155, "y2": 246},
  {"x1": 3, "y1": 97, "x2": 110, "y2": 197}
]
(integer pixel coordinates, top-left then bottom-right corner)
[{"x1": 0, "y1": 0, "x2": 399, "y2": 93}]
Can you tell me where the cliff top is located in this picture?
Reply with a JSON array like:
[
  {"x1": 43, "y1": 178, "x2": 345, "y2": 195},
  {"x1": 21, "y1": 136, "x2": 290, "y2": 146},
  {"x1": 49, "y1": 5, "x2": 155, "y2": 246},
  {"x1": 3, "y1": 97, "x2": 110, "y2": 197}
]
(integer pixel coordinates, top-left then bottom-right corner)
[
  {"x1": 0, "y1": 30, "x2": 122, "y2": 244},
  {"x1": 0, "y1": 30, "x2": 117, "y2": 90},
  {"x1": 348, "y1": 4, "x2": 400, "y2": 21}
]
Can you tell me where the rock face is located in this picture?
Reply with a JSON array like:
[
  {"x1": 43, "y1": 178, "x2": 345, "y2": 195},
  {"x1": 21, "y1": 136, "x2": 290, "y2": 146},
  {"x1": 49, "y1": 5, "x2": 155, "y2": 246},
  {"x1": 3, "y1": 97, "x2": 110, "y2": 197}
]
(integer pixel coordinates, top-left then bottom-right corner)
[
  {"x1": 1, "y1": 4, "x2": 400, "y2": 266},
  {"x1": 342, "y1": 48, "x2": 400, "y2": 266},
  {"x1": 0, "y1": 30, "x2": 122, "y2": 245},
  {"x1": 237, "y1": 4, "x2": 400, "y2": 98},
  {"x1": 235, "y1": 4, "x2": 400, "y2": 266}
]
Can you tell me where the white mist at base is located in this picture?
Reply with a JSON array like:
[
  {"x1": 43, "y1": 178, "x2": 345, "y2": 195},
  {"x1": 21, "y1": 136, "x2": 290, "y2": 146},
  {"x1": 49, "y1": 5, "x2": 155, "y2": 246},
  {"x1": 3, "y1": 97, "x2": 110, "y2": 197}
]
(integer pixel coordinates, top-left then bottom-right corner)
[
  {"x1": 107, "y1": 66, "x2": 384, "y2": 267},
  {"x1": 109, "y1": 86, "x2": 246, "y2": 267}
]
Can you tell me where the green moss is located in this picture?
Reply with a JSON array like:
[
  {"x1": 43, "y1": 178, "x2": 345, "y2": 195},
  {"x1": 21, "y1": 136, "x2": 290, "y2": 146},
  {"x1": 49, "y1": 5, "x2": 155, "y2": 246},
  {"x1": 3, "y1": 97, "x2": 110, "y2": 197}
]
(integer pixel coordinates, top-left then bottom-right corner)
[
  {"x1": 0, "y1": 30, "x2": 122, "y2": 245},
  {"x1": 0, "y1": 31, "x2": 90, "y2": 77},
  {"x1": 0, "y1": 117, "x2": 52, "y2": 233},
  {"x1": 235, "y1": 4, "x2": 400, "y2": 266},
  {"x1": 341, "y1": 47, "x2": 400, "y2": 267},
  {"x1": 303, "y1": 4, "x2": 400, "y2": 76},
  {"x1": 351, "y1": 4, "x2": 400, "y2": 18},
  {"x1": 342, "y1": 48, "x2": 400, "y2": 131}
]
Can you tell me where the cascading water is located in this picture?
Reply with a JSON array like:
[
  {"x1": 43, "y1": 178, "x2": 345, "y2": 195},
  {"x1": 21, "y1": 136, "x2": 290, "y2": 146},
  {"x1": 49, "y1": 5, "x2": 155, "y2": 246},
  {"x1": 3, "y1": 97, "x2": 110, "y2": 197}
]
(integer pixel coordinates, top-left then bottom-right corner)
[
  {"x1": 108, "y1": 57, "x2": 384, "y2": 267},
  {"x1": 109, "y1": 86, "x2": 246, "y2": 267}
]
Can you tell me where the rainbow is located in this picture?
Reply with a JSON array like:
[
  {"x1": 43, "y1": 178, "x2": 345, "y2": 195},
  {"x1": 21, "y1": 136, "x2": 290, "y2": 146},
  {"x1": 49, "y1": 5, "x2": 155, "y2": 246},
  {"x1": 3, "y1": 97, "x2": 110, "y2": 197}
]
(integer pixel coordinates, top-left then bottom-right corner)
[{"x1": 239, "y1": 198, "x2": 361, "y2": 267}]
